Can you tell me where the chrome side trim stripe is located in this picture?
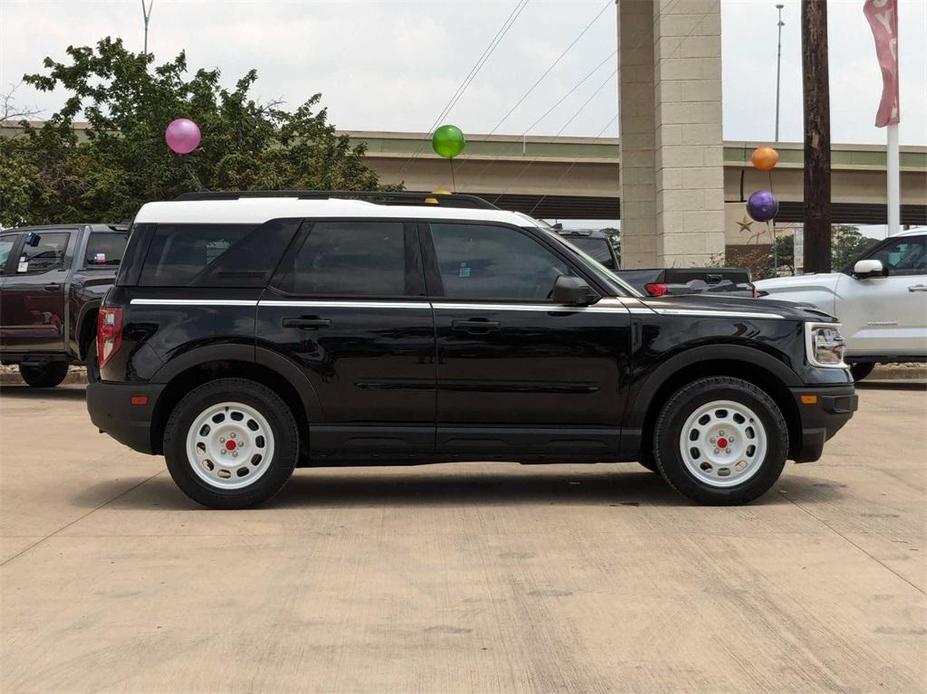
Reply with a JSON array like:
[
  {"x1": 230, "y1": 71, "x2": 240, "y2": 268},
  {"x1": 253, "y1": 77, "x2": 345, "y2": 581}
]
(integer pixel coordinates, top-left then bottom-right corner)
[
  {"x1": 130, "y1": 299, "x2": 258, "y2": 306},
  {"x1": 260, "y1": 300, "x2": 429, "y2": 309},
  {"x1": 128, "y1": 298, "x2": 782, "y2": 320},
  {"x1": 650, "y1": 308, "x2": 784, "y2": 320}
]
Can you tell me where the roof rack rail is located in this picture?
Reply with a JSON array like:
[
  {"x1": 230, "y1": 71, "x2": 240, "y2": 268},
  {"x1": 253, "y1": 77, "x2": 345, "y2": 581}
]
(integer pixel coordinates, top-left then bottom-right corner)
[{"x1": 173, "y1": 190, "x2": 500, "y2": 210}]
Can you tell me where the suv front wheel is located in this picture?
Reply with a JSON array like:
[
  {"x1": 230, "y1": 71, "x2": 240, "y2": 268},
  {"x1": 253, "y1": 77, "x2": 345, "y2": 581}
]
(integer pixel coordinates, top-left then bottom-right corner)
[
  {"x1": 163, "y1": 378, "x2": 299, "y2": 509},
  {"x1": 653, "y1": 376, "x2": 788, "y2": 505}
]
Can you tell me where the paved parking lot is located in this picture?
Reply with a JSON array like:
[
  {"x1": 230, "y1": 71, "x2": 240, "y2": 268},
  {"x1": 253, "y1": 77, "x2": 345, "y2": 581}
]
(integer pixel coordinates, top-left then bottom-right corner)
[{"x1": 1, "y1": 382, "x2": 924, "y2": 693}]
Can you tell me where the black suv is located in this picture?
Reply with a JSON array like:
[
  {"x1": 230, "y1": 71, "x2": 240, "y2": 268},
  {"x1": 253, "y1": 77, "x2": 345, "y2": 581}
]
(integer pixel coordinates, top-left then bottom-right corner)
[{"x1": 87, "y1": 192, "x2": 857, "y2": 509}]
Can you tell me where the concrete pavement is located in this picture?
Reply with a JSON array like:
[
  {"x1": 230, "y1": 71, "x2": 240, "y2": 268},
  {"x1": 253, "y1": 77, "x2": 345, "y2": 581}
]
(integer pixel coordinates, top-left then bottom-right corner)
[{"x1": 1, "y1": 383, "x2": 924, "y2": 692}]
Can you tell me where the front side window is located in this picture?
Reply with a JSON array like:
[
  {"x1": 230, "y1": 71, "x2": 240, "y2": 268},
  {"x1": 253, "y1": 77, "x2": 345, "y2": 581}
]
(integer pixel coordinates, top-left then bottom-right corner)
[
  {"x1": 85, "y1": 232, "x2": 127, "y2": 267},
  {"x1": 430, "y1": 223, "x2": 570, "y2": 301},
  {"x1": 564, "y1": 236, "x2": 616, "y2": 269},
  {"x1": 0, "y1": 236, "x2": 17, "y2": 273},
  {"x1": 868, "y1": 236, "x2": 926, "y2": 276},
  {"x1": 139, "y1": 220, "x2": 300, "y2": 287},
  {"x1": 18, "y1": 231, "x2": 70, "y2": 274},
  {"x1": 275, "y1": 221, "x2": 417, "y2": 297}
]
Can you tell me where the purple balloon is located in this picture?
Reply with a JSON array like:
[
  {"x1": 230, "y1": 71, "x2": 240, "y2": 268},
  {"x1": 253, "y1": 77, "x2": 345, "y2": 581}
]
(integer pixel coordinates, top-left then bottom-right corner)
[
  {"x1": 746, "y1": 189, "x2": 779, "y2": 222},
  {"x1": 165, "y1": 118, "x2": 201, "y2": 154}
]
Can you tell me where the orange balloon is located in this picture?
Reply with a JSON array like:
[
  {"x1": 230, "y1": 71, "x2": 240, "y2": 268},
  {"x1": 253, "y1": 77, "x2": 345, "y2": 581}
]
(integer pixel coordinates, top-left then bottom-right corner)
[{"x1": 751, "y1": 146, "x2": 779, "y2": 171}]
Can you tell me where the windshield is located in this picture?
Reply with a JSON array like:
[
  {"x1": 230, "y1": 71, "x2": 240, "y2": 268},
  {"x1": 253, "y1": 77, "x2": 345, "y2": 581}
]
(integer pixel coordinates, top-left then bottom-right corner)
[
  {"x1": 534, "y1": 228, "x2": 641, "y2": 297},
  {"x1": 564, "y1": 236, "x2": 615, "y2": 269}
]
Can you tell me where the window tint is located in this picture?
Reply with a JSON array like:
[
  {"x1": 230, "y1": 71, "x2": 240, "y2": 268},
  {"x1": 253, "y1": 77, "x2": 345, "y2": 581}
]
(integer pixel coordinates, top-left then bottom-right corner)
[
  {"x1": 869, "y1": 236, "x2": 926, "y2": 276},
  {"x1": 85, "y1": 232, "x2": 127, "y2": 267},
  {"x1": 0, "y1": 236, "x2": 16, "y2": 272},
  {"x1": 430, "y1": 223, "x2": 570, "y2": 300},
  {"x1": 276, "y1": 221, "x2": 414, "y2": 296},
  {"x1": 18, "y1": 231, "x2": 70, "y2": 274},
  {"x1": 139, "y1": 221, "x2": 300, "y2": 287}
]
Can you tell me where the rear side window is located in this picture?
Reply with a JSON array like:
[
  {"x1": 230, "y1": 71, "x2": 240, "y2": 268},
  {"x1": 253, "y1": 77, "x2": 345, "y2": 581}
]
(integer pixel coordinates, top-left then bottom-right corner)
[
  {"x1": 274, "y1": 221, "x2": 422, "y2": 297},
  {"x1": 138, "y1": 220, "x2": 300, "y2": 287},
  {"x1": 85, "y1": 232, "x2": 127, "y2": 267}
]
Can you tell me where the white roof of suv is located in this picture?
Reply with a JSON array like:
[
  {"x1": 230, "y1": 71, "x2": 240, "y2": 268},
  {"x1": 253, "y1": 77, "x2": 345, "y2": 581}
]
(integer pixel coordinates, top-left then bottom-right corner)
[{"x1": 134, "y1": 197, "x2": 543, "y2": 227}]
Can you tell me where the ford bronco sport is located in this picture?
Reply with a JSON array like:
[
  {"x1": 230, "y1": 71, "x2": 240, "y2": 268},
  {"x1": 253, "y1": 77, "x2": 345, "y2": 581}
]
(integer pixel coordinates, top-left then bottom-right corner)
[{"x1": 86, "y1": 192, "x2": 857, "y2": 508}]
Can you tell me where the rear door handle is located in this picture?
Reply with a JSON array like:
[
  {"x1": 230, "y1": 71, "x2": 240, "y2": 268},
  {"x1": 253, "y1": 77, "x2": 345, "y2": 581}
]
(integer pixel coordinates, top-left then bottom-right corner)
[
  {"x1": 44, "y1": 283, "x2": 61, "y2": 292},
  {"x1": 282, "y1": 317, "x2": 332, "y2": 330},
  {"x1": 451, "y1": 319, "x2": 501, "y2": 334},
  {"x1": 908, "y1": 284, "x2": 927, "y2": 292}
]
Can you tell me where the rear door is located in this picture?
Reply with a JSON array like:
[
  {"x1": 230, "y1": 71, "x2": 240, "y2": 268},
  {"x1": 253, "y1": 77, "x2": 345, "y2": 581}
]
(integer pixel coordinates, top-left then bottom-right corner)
[
  {"x1": 424, "y1": 221, "x2": 630, "y2": 459},
  {"x1": 257, "y1": 219, "x2": 435, "y2": 459},
  {"x1": 0, "y1": 228, "x2": 76, "y2": 353}
]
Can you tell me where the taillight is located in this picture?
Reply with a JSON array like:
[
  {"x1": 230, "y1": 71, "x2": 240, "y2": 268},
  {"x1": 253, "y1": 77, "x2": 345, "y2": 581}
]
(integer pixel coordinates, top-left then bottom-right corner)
[
  {"x1": 97, "y1": 307, "x2": 123, "y2": 368},
  {"x1": 644, "y1": 282, "x2": 669, "y2": 297}
]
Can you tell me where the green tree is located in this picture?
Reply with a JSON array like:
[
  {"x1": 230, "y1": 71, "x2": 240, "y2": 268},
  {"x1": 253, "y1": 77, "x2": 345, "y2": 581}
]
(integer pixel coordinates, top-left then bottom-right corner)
[
  {"x1": 1, "y1": 37, "x2": 383, "y2": 226},
  {"x1": 831, "y1": 225, "x2": 880, "y2": 270}
]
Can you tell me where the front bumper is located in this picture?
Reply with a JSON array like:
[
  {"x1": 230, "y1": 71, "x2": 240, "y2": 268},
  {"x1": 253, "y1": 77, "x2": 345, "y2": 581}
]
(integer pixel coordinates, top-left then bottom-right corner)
[
  {"x1": 86, "y1": 381, "x2": 165, "y2": 454},
  {"x1": 789, "y1": 385, "x2": 858, "y2": 462}
]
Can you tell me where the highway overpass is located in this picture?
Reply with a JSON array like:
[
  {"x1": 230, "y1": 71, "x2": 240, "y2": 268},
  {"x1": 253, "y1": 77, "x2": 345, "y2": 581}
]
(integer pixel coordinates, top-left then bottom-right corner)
[{"x1": 344, "y1": 130, "x2": 927, "y2": 244}]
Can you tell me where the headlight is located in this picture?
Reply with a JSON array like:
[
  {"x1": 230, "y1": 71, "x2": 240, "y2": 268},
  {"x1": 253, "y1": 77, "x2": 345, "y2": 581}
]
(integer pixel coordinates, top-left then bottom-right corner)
[{"x1": 804, "y1": 322, "x2": 847, "y2": 368}]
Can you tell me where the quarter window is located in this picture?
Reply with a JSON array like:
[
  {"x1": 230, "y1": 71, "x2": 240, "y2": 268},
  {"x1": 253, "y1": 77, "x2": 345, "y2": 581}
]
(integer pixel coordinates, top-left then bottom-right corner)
[
  {"x1": 139, "y1": 221, "x2": 300, "y2": 287},
  {"x1": 430, "y1": 223, "x2": 570, "y2": 300},
  {"x1": 276, "y1": 221, "x2": 418, "y2": 297}
]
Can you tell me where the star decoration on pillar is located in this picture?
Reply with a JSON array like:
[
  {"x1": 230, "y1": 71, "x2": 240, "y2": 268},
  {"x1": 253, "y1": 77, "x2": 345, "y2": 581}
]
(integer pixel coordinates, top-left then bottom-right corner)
[{"x1": 737, "y1": 216, "x2": 754, "y2": 234}]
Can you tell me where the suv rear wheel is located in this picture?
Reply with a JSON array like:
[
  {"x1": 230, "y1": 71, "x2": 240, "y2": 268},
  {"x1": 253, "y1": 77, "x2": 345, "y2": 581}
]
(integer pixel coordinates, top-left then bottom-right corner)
[
  {"x1": 163, "y1": 378, "x2": 299, "y2": 509},
  {"x1": 19, "y1": 362, "x2": 69, "y2": 388},
  {"x1": 653, "y1": 376, "x2": 788, "y2": 505}
]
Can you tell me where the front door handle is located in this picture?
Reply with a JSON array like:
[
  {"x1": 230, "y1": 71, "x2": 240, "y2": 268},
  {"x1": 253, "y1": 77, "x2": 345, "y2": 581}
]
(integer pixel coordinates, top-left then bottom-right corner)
[
  {"x1": 451, "y1": 319, "x2": 501, "y2": 334},
  {"x1": 282, "y1": 317, "x2": 332, "y2": 330},
  {"x1": 908, "y1": 284, "x2": 927, "y2": 292},
  {"x1": 44, "y1": 283, "x2": 61, "y2": 292}
]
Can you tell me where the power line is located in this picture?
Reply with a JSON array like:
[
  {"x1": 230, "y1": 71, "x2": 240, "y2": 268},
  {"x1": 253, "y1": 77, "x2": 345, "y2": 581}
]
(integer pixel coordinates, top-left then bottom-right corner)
[
  {"x1": 396, "y1": 0, "x2": 530, "y2": 178},
  {"x1": 482, "y1": 0, "x2": 613, "y2": 139},
  {"x1": 491, "y1": 68, "x2": 617, "y2": 204},
  {"x1": 521, "y1": 49, "x2": 617, "y2": 135}
]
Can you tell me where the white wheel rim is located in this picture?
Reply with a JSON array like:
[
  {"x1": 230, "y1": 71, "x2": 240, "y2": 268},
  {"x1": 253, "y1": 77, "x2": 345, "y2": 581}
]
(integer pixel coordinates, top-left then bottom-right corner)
[
  {"x1": 185, "y1": 401, "x2": 275, "y2": 490},
  {"x1": 678, "y1": 399, "x2": 768, "y2": 488}
]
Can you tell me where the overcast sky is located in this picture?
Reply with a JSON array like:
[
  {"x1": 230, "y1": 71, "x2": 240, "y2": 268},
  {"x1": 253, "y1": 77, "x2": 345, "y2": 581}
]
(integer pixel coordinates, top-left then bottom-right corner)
[{"x1": 1, "y1": 0, "x2": 925, "y2": 145}]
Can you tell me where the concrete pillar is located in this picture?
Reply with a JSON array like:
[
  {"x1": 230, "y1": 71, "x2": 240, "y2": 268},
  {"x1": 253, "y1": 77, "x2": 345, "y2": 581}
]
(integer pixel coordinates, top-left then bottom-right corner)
[{"x1": 619, "y1": 0, "x2": 725, "y2": 268}]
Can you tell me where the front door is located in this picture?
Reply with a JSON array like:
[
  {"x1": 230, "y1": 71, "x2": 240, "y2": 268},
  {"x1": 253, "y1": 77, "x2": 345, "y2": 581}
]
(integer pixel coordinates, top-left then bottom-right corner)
[
  {"x1": 424, "y1": 221, "x2": 630, "y2": 459},
  {"x1": 0, "y1": 229, "x2": 75, "y2": 353},
  {"x1": 837, "y1": 233, "x2": 927, "y2": 357},
  {"x1": 257, "y1": 219, "x2": 435, "y2": 459}
]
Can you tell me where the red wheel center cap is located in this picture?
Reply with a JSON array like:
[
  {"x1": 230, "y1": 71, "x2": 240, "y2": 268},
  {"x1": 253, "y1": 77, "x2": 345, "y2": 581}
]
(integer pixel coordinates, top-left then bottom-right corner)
[
  {"x1": 225, "y1": 439, "x2": 237, "y2": 451},
  {"x1": 717, "y1": 437, "x2": 728, "y2": 449}
]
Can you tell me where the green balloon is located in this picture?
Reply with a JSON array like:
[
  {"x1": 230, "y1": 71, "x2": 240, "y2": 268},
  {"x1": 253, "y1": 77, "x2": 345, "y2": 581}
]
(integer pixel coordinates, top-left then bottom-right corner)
[{"x1": 432, "y1": 124, "x2": 465, "y2": 159}]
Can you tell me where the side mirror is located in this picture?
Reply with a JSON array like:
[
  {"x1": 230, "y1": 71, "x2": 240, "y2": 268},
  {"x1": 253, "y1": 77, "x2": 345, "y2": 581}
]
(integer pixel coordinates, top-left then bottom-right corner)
[
  {"x1": 552, "y1": 275, "x2": 597, "y2": 306},
  {"x1": 853, "y1": 259, "x2": 884, "y2": 279}
]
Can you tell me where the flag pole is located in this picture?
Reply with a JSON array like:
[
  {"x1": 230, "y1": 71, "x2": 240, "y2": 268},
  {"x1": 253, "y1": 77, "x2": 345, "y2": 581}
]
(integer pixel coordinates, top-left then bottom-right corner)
[{"x1": 887, "y1": 124, "x2": 900, "y2": 236}]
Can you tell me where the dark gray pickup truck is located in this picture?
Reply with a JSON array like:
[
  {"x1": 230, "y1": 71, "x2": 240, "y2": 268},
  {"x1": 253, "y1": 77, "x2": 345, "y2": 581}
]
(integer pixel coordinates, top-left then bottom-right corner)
[{"x1": 0, "y1": 224, "x2": 128, "y2": 387}]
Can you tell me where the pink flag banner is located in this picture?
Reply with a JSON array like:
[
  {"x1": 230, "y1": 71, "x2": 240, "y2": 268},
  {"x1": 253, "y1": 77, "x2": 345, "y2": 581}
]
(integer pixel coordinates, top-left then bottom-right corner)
[{"x1": 863, "y1": 0, "x2": 900, "y2": 127}]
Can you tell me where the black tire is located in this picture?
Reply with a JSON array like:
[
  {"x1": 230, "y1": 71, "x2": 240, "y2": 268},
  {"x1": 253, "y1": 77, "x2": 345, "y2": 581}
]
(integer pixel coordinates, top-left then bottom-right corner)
[
  {"x1": 19, "y1": 362, "x2": 69, "y2": 388},
  {"x1": 653, "y1": 376, "x2": 788, "y2": 505},
  {"x1": 850, "y1": 363, "x2": 875, "y2": 382},
  {"x1": 163, "y1": 378, "x2": 299, "y2": 509}
]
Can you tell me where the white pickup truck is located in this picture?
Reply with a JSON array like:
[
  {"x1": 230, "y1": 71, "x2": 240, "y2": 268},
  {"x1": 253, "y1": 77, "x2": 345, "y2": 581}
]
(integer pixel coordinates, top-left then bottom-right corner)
[{"x1": 755, "y1": 227, "x2": 927, "y2": 380}]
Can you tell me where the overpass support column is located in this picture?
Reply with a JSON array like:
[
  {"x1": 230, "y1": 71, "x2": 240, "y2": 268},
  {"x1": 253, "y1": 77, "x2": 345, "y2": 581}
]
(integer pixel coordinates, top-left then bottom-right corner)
[{"x1": 618, "y1": 0, "x2": 725, "y2": 267}]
